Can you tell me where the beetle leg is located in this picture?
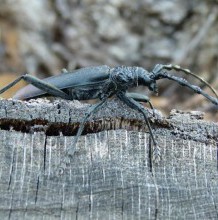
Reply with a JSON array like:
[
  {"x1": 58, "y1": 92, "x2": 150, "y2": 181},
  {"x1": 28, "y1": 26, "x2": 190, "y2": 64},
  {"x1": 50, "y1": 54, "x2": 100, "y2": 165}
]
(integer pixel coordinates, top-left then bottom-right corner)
[
  {"x1": 67, "y1": 98, "x2": 107, "y2": 157},
  {"x1": 117, "y1": 92, "x2": 161, "y2": 164},
  {"x1": 126, "y1": 92, "x2": 155, "y2": 116},
  {"x1": 155, "y1": 72, "x2": 218, "y2": 105},
  {"x1": 0, "y1": 74, "x2": 71, "y2": 99}
]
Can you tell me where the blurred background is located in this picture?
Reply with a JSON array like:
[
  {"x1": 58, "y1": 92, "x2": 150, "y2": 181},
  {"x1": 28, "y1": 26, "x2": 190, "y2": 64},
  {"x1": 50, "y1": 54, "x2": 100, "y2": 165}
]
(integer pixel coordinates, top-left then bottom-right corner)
[{"x1": 0, "y1": 0, "x2": 217, "y2": 120}]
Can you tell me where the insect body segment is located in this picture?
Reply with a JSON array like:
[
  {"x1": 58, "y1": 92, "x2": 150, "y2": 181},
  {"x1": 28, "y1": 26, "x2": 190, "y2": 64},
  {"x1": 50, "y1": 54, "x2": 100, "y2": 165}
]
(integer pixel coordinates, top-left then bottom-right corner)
[
  {"x1": 13, "y1": 65, "x2": 110, "y2": 100},
  {"x1": 0, "y1": 64, "x2": 217, "y2": 164},
  {"x1": 110, "y1": 66, "x2": 158, "y2": 94}
]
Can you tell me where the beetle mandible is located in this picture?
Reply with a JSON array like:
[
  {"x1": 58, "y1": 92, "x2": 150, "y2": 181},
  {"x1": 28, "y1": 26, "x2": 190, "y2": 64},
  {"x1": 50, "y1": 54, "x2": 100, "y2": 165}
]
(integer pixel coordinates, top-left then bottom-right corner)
[{"x1": 0, "y1": 64, "x2": 218, "y2": 163}]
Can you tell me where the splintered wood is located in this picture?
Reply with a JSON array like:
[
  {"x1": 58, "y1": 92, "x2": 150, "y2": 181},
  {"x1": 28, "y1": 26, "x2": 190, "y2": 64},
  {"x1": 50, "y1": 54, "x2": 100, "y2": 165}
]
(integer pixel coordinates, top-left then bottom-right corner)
[{"x1": 0, "y1": 98, "x2": 217, "y2": 219}]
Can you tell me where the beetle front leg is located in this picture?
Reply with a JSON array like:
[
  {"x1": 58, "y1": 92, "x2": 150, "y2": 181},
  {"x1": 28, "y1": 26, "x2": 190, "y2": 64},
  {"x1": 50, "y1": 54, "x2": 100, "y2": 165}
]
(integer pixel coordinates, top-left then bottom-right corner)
[
  {"x1": 0, "y1": 74, "x2": 71, "y2": 100},
  {"x1": 117, "y1": 92, "x2": 161, "y2": 164},
  {"x1": 126, "y1": 92, "x2": 155, "y2": 116}
]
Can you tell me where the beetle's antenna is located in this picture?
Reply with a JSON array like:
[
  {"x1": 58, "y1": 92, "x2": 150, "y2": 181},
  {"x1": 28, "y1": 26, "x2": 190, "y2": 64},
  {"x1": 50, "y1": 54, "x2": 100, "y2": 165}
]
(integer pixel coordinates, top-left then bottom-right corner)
[
  {"x1": 162, "y1": 64, "x2": 218, "y2": 98},
  {"x1": 159, "y1": 72, "x2": 218, "y2": 105}
]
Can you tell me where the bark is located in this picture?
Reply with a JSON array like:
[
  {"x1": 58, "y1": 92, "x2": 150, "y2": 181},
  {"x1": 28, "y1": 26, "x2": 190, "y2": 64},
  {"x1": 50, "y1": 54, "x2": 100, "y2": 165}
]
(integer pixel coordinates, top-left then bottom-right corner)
[{"x1": 0, "y1": 98, "x2": 218, "y2": 219}]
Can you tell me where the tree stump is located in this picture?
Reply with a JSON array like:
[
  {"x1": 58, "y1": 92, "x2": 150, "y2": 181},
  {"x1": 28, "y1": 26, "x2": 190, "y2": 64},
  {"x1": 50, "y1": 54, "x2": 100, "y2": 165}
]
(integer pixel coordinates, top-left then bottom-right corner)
[{"x1": 0, "y1": 98, "x2": 217, "y2": 220}]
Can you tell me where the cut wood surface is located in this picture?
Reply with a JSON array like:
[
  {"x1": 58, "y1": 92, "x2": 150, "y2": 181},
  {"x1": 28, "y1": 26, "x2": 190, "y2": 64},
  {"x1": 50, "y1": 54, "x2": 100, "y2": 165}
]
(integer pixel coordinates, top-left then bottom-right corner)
[{"x1": 0, "y1": 98, "x2": 218, "y2": 220}]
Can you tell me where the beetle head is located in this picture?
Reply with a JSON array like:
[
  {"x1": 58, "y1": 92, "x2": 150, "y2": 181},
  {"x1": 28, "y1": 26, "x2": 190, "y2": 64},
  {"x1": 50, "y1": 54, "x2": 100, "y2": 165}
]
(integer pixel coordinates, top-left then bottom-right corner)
[
  {"x1": 148, "y1": 81, "x2": 158, "y2": 95},
  {"x1": 136, "y1": 67, "x2": 158, "y2": 95}
]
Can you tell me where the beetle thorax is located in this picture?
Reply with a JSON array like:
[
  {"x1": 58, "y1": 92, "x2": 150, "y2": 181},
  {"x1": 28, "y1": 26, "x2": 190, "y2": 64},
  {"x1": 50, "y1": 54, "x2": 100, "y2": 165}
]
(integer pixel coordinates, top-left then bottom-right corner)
[
  {"x1": 110, "y1": 66, "x2": 149, "y2": 90},
  {"x1": 109, "y1": 66, "x2": 155, "y2": 92}
]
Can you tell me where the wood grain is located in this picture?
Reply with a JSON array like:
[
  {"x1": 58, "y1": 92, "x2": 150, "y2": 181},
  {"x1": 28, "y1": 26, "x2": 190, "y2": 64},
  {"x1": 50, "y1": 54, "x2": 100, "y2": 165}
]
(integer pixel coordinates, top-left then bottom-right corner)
[{"x1": 0, "y1": 98, "x2": 217, "y2": 219}]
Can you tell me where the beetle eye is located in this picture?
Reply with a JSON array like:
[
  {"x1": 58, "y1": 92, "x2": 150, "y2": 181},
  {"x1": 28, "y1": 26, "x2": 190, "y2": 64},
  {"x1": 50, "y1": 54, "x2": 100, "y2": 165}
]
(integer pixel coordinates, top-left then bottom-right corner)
[
  {"x1": 117, "y1": 74, "x2": 128, "y2": 83},
  {"x1": 149, "y1": 82, "x2": 158, "y2": 94}
]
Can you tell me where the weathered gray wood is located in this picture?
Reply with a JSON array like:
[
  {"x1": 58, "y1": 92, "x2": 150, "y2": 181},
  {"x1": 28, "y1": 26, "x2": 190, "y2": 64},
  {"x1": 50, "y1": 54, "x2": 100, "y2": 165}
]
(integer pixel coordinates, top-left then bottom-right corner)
[{"x1": 0, "y1": 98, "x2": 218, "y2": 220}]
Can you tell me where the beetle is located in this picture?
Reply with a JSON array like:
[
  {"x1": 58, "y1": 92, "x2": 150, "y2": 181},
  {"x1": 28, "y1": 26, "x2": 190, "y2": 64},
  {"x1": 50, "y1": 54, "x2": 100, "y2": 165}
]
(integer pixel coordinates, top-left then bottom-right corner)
[{"x1": 0, "y1": 64, "x2": 218, "y2": 163}]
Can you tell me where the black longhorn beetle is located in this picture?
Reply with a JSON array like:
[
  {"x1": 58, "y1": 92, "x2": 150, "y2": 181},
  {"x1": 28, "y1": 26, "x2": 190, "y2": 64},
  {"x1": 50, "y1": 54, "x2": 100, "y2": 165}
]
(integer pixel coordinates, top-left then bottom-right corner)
[{"x1": 0, "y1": 64, "x2": 218, "y2": 163}]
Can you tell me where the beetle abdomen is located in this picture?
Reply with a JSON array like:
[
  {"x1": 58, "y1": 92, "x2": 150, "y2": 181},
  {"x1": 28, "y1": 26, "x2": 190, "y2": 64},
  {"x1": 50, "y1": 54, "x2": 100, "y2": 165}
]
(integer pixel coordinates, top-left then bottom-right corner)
[{"x1": 13, "y1": 65, "x2": 110, "y2": 100}]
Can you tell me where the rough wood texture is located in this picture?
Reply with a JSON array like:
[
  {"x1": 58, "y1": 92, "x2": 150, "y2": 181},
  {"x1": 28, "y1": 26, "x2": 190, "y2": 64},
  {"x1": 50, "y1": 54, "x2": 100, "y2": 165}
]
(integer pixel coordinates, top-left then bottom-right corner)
[{"x1": 0, "y1": 98, "x2": 218, "y2": 219}]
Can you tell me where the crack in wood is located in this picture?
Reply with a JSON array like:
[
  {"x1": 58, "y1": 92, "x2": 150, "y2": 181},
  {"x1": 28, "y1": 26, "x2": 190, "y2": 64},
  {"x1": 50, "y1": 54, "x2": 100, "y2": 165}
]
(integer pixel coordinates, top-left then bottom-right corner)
[
  {"x1": 8, "y1": 146, "x2": 16, "y2": 190},
  {"x1": 43, "y1": 137, "x2": 47, "y2": 172},
  {"x1": 0, "y1": 117, "x2": 170, "y2": 136},
  {"x1": 35, "y1": 176, "x2": 40, "y2": 204}
]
